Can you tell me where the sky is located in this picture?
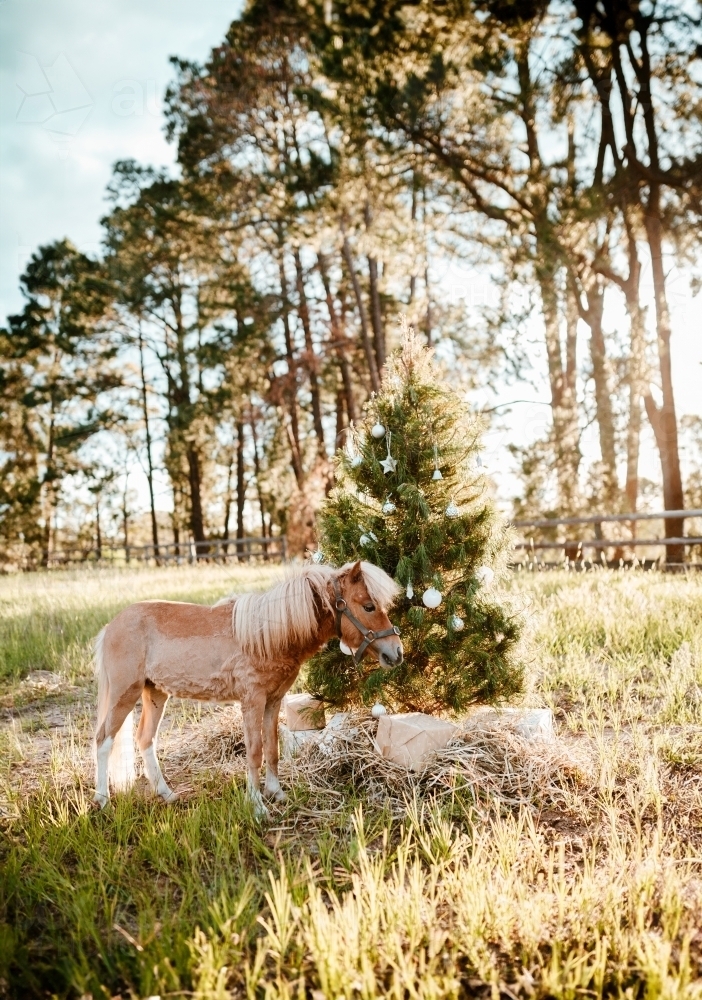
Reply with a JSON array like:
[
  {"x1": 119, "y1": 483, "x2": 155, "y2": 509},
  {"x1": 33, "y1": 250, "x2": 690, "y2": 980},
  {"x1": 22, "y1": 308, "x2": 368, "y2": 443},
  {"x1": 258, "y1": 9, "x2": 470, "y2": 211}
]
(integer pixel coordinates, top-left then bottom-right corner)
[{"x1": 1, "y1": 0, "x2": 701, "y2": 520}]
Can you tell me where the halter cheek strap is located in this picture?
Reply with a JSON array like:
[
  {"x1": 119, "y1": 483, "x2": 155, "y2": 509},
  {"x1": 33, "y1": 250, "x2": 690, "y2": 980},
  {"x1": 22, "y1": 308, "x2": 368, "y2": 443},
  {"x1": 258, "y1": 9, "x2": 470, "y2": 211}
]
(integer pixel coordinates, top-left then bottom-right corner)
[{"x1": 332, "y1": 578, "x2": 401, "y2": 666}]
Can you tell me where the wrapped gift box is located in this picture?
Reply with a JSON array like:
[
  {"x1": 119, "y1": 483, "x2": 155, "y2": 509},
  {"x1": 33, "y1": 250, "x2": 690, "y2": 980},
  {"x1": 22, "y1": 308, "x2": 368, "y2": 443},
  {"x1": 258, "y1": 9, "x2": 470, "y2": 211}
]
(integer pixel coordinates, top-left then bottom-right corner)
[
  {"x1": 375, "y1": 712, "x2": 457, "y2": 769},
  {"x1": 284, "y1": 693, "x2": 326, "y2": 732}
]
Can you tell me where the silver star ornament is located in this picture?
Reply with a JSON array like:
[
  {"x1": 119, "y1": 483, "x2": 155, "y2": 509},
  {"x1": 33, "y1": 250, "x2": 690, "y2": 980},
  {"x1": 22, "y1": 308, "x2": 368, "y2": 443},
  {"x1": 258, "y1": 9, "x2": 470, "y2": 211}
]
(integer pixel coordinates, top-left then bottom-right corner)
[{"x1": 380, "y1": 453, "x2": 397, "y2": 474}]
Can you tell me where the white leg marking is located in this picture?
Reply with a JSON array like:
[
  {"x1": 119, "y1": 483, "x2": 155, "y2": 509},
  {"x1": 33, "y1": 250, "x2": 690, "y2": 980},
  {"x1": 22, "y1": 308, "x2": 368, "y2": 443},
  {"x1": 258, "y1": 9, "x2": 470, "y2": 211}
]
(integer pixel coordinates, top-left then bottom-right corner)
[
  {"x1": 94, "y1": 736, "x2": 113, "y2": 807},
  {"x1": 247, "y1": 773, "x2": 268, "y2": 819},
  {"x1": 141, "y1": 744, "x2": 178, "y2": 803},
  {"x1": 264, "y1": 767, "x2": 287, "y2": 803}
]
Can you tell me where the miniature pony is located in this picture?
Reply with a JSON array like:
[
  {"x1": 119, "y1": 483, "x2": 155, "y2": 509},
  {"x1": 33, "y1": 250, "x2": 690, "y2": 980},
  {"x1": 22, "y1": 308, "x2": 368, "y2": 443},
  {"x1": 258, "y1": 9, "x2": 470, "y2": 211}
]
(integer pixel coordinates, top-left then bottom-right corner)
[{"x1": 93, "y1": 560, "x2": 402, "y2": 814}]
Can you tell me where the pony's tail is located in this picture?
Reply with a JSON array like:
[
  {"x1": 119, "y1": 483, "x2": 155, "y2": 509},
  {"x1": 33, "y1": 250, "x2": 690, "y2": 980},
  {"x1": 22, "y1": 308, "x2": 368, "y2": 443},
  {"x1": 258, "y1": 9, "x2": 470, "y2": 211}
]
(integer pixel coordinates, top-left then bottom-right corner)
[{"x1": 94, "y1": 627, "x2": 136, "y2": 791}]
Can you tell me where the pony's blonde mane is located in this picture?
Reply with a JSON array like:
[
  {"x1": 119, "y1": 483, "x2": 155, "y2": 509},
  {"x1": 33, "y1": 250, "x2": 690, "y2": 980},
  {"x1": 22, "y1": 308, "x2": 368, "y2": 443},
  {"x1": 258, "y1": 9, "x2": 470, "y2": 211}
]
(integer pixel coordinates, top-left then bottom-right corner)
[{"x1": 232, "y1": 561, "x2": 400, "y2": 659}]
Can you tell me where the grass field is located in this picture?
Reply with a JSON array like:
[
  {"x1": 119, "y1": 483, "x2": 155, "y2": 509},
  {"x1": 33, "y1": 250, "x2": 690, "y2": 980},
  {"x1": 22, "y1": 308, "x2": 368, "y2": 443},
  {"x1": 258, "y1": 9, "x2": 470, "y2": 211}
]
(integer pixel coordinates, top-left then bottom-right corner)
[{"x1": 2, "y1": 565, "x2": 702, "y2": 999}]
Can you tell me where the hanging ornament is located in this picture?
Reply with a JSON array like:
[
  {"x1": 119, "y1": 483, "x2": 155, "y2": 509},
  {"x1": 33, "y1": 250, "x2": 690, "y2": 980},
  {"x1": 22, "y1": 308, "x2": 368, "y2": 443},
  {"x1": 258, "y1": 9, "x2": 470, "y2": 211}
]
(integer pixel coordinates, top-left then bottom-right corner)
[
  {"x1": 450, "y1": 615, "x2": 465, "y2": 631},
  {"x1": 445, "y1": 501, "x2": 460, "y2": 518},
  {"x1": 371, "y1": 703, "x2": 387, "y2": 718},
  {"x1": 360, "y1": 534, "x2": 371, "y2": 546},
  {"x1": 351, "y1": 454, "x2": 362, "y2": 468},
  {"x1": 406, "y1": 581, "x2": 414, "y2": 599},
  {"x1": 422, "y1": 587, "x2": 442, "y2": 609},
  {"x1": 475, "y1": 565, "x2": 495, "y2": 586},
  {"x1": 339, "y1": 640, "x2": 353, "y2": 655},
  {"x1": 311, "y1": 550, "x2": 324, "y2": 563},
  {"x1": 382, "y1": 498, "x2": 396, "y2": 515},
  {"x1": 371, "y1": 422, "x2": 386, "y2": 439},
  {"x1": 432, "y1": 443, "x2": 443, "y2": 481},
  {"x1": 380, "y1": 431, "x2": 398, "y2": 475},
  {"x1": 359, "y1": 529, "x2": 378, "y2": 546}
]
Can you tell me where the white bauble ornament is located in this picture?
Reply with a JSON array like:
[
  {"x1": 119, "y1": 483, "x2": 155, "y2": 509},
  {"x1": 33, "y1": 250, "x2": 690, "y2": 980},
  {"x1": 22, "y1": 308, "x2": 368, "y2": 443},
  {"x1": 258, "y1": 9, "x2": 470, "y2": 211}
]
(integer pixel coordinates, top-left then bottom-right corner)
[
  {"x1": 371, "y1": 703, "x2": 387, "y2": 718},
  {"x1": 406, "y1": 582, "x2": 414, "y2": 599},
  {"x1": 422, "y1": 587, "x2": 442, "y2": 609},
  {"x1": 351, "y1": 454, "x2": 362, "y2": 468},
  {"x1": 475, "y1": 565, "x2": 495, "y2": 586},
  {"x1": 450, "y1": 615, "x2": 465, "y2": 631},
  {"x1": 432, "y1": 468, "x2": 443, "y2": 481},
  {"x1": 445, "y1": 501, "x2": 460, "y2": 518},
  {"x1": 311, "y1": 550, "x2": 324, "y2": 563},
  {"x1": 382, "y1": 499, "x2": 396, "y2": 515},
  {"x1": 360, "y1": 534, "x2": 372, "y2": 546},
  {"x1": 371, "y1": 422, "x2": 386, "y2": 439},
  {"x1": 339, "y1": 640, "x2": 353, "y2": 655}
]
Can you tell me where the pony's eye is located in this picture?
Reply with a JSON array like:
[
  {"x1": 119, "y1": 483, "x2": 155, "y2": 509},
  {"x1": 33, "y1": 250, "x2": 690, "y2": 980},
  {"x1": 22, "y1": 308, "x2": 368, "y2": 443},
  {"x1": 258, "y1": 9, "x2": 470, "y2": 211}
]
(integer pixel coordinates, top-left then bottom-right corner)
[{"x1": 364, "y1": 603, "x2": 376, "y2": 613}]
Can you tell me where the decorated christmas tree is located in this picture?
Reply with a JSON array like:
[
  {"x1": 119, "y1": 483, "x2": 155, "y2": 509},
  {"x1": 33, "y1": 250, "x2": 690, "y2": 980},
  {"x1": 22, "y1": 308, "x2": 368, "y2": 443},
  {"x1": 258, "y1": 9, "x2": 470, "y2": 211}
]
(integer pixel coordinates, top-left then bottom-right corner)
[{"x1": 307, "y1": 329, "x2": 524, "y2": 714}]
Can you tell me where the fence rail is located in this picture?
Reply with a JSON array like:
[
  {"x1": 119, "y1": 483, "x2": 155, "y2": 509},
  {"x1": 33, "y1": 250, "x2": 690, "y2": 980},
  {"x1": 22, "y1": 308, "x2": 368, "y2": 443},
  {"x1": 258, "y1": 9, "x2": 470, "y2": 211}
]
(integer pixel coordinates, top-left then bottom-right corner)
[
  {"x1": 41, "y1": 535, "x2": 287, "y2": 568},
  {"x1": 512, "y1": 508, "x2": 702, "y2": 563},
  {"x1": 513, "y1": 509, "x2": 702, "y2": 528}
]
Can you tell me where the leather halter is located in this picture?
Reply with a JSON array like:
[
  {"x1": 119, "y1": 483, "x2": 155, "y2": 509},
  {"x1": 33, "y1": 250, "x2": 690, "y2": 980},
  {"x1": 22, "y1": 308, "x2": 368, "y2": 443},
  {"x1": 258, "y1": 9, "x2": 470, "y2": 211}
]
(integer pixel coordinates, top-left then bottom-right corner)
[{"x1": 332, "y1": 577, "x2": 401, "y2": 666}]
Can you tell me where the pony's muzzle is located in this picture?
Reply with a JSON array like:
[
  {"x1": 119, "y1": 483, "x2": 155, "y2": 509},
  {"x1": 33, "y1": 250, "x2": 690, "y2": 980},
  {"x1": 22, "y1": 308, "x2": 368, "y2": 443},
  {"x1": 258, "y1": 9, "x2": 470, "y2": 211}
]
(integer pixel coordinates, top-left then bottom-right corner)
[{"x1": 380, "y1": 643, "x2": 403, "y2": 668}]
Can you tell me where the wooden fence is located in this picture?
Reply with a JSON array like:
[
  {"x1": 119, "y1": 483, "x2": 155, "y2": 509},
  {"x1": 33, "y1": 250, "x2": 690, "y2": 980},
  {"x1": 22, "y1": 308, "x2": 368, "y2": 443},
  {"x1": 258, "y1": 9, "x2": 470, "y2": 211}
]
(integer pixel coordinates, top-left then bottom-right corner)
[
  {"x1": 25, "y1": 509, "x2": 702, "y2": 570},
  {"x1": 41, "y1": 535, "x2": 287, "y2": 568},
  {"x1": 512, "y1": 508, "x2": 702, "y2": 566}
]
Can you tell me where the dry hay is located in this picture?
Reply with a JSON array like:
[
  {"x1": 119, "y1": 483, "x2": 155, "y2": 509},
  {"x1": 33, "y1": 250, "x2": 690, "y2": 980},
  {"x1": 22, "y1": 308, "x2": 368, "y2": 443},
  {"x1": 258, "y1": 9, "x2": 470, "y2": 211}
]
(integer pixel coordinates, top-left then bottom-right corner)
[
  {"x1": 284, "y1": 712, "x2": 595, "y2": 821},
  {"x1": 158, "y1": 706, "x2": 594, "y2": 823},
  {"x1": 3, "y1": 698, "x2": 595, "y2": 834}
]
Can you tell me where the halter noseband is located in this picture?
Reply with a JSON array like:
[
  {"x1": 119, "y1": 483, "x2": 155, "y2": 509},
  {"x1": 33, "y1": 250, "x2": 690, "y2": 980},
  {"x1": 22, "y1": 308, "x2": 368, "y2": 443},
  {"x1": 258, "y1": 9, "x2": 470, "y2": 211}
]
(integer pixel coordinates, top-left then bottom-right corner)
[{"x1": 332, "y1": 577, "x2": 401, "y2": 666}]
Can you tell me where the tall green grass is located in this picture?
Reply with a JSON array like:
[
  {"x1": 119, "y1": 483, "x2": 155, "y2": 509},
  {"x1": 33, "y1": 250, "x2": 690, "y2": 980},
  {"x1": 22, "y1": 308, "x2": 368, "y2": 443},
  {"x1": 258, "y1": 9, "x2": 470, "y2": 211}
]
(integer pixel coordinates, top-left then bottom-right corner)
[
  {"x1": 0, "y1": 564, "x2": 281, "y2": 685},
  {"x1": 2, "y1": 567, "x2": 702, "y2": 998}
]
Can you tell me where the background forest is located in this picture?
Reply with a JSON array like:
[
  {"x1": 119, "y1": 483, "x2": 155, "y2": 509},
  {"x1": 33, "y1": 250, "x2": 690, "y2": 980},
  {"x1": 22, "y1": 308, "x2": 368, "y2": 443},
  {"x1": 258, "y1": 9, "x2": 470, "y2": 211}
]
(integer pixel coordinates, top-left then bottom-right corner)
[{"x1": 1, "y1": 0, "x2": 701, "y2": 566}]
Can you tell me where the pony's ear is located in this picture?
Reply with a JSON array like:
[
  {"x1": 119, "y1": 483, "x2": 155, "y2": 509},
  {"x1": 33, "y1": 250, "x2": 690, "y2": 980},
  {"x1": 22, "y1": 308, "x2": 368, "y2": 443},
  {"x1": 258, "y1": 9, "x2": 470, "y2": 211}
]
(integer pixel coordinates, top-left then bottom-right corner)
[
  {"x1": 337, "y1": 560, "x2": 364, "y2": 588},
  {"x1": 349, "y1": 560, "x2": 364, "y2": 584}
]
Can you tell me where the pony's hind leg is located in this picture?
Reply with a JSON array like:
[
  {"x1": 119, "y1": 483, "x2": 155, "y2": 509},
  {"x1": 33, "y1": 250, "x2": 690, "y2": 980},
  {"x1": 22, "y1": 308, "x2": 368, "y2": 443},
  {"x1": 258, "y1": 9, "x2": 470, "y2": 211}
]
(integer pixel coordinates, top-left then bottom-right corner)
[
  {"x1": 241, "y1": 692, "x2": 268, "y2": 819},
  {"x1": 94, "y1": 683, "x2": 141, "y2": 807},
  {"x1": 136, "y1": 682, "x2": 177, "y2": 803},
  {"x1": 263, "y1": 696, "x2": 286, "y2": 803}
]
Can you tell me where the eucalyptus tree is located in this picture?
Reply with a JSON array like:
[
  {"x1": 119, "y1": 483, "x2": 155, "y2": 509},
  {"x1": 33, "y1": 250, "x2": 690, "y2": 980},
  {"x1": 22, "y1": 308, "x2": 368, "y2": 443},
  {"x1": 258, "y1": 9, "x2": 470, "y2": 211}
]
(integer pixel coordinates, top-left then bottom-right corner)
[
  {"x1": 571, "y1": 0, "x2": 702, "y2": 555},
  {"x1": 288, "y1": 0, "x2": 700, "y2": 539},
  {"x1": 0, "y1": 241, "x2": 116, "y2": 563},
  {"x1": 103, "y1": 161, "x2": 261, "y2": 547}
]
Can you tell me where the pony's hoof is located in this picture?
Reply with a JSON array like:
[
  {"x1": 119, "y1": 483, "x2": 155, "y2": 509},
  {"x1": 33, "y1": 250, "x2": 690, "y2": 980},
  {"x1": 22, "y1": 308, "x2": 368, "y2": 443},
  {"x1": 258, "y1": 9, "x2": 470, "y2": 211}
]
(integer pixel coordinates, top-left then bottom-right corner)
[
  {"x1": 263, "y1": 785, "x2": 287, "y2": 804},
  {"x1": 160, "y1": 789, "x2": 180, "y2": 804},
  {"x1": 92, "y1": 792, "x2": 109, "y2": 810},
  {"x1": 248, "y1": 791, "x2": 269, "y2": 821}
]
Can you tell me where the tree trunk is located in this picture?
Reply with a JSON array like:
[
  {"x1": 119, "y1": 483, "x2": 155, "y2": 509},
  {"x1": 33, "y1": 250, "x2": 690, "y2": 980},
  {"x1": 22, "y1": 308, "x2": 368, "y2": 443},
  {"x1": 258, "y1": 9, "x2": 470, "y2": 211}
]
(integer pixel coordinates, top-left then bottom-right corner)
[
  {"x1": 278, "y1": 254, "x2": 305, "y2": 488},
  {"x1": 341, "y1": 232, "x2": 381, "y2": 393},
  {"x1": 364, "y1": 202, "x2": 386, "y2": 372},
  {"x1": 41, "y1": 395, "x2": 56, "y2": 567},
  {"x1": 578, "y1": 272, "x2": 618, "y2": 502},
  {"x1": 643, "y1": 207, "x2": 685, "y2": 562},
  {"x1": 624, "y1": 295, "x2": 646, "y2": 519},
  {"x1": 222, "y1": 454, "x2": 234, "y2": 554},
  {"x1": 249, "y1": 406, "x2": 268, "y2": 558},
  {"x1": 138, "y1": 327, "x2": 160, "y2": 561},
  {"x1": 293, "y1": 248, "x2": 326, "y2": 457},
  {"x1": 236, "y1": 419, "x2": 246, "y2": 562},
  {"x1": 95, "y1": 495, "x2": 102, "y2": 561},
  {"x1": 186, "y1": 445, "x2": 206, "y2": 549},
  {"x1": 539, "y1": 267, "x2": 581, "y2": 512},
  {"x1": 316, "y1": 253, "x2": 358, "y2": 423},
  {"x1": 122, "y1": 469, "x2": 130, "y2": 558},
  {"x1": 335, "y1": 386, "x2": 345, "y2": 450}
]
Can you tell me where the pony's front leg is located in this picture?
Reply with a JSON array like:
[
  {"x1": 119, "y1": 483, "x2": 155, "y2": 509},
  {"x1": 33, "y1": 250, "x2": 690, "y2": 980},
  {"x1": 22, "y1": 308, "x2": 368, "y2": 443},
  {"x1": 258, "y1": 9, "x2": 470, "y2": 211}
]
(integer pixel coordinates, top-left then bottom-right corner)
[
  {"x1": 241, "y1": 692, "x2": 267, "y2": 819},
  {"x1": 263, "y1": 696, "x2": 285, "y2": 803}
]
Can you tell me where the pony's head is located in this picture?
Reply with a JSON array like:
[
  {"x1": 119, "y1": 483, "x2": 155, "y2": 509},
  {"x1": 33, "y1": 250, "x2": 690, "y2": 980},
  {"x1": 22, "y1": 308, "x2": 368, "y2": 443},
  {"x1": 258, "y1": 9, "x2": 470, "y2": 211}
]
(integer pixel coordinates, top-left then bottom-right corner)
[{"x1": 335, "y1": 561, "x2": 403, "y2": 668}]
